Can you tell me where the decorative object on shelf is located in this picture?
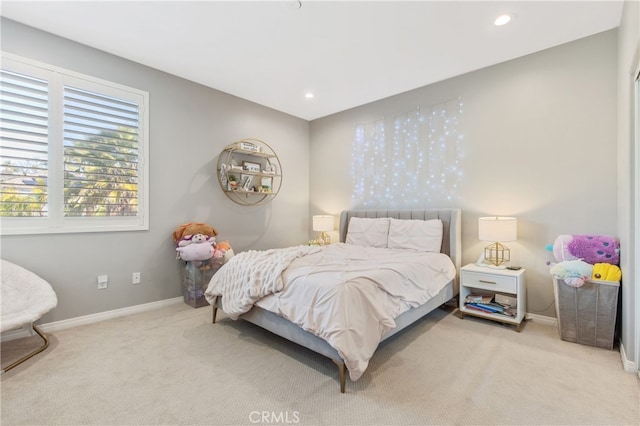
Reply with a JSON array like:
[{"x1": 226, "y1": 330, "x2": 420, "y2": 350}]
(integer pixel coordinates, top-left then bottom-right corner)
[
  {"x1": 260, "y1": 177, "x2": 272, "y2": 193},
  {"x1": 227, "y1": 174, "x2": 238, "y2": 190},
  {"x1": 312, "y1": 215, "x2": 333, "y2": 245},
  {"x1": 243, "y1": 161, "x2": 261, "y2": 172},
  {"x1": 217, "y1": 138, "x2": 282, "y2": 206},
  {"x1": 219, "y1": 163, "x2": 229, "y2": 186},
  {"x1": 238, "y1": 141, "x2": 260, "y2": 153},
  {"x1": 263, "y1": 164, "x2": 276, "y2": 174},
  {"x1": 240, "y1": 175, "x2": 252, "y2": 191},
  {"x1": 478, "y1": 216, "x2": 517, "y2": 267}
]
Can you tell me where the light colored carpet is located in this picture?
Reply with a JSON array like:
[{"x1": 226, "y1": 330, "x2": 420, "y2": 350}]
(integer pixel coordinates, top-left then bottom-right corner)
[{"x1": 1, "y1": 302, "x2": 638, "y2": 425}]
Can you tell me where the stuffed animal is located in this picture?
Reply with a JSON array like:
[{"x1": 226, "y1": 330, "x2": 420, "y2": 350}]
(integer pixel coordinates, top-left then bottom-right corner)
[
  {"x1": 214, "y1": 240, "x2": 235, "y2": 262},
  {"x1": 216, "y1": 241, "x2": 231, "y2": 251},
  {"x1": 592, "y1": 263, "x2": 622, "y2": 282},
  {"x1": 552, "y1": 234, "x2": 619, "y2": 265},
  {"x1": 176, "y1": 234, "x2": 215, "y2": 261},
  {"x1": 550, "y1": 259, "x2": 594, "y2": 288},
  {"x1": 172, "y1": 222, "x2": 218, "y2": 247}
]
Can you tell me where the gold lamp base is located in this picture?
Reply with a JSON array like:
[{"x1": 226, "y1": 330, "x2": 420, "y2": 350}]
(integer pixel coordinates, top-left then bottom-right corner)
[
  {"x1": 317, "y1": 231, "x2": 331, "y2": 245},
  {"x1": 484, "y1": 242, "x2": 510, "y2": 266}
]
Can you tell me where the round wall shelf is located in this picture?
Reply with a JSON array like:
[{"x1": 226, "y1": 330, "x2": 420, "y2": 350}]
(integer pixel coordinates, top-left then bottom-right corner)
[{"x1": 217, "y1": 139, "x2": 282, "y2": 206}]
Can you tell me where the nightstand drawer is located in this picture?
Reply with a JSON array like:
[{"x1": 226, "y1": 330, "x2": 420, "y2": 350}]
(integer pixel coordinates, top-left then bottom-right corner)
[{"x1": 462, "y1": 272, "x2": 517, "y2": 293}]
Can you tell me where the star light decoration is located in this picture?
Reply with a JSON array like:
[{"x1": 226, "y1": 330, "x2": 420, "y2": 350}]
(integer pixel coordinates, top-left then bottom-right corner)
[{"x1": 352, "y1": 98, "x2": 464, "y2": 208}]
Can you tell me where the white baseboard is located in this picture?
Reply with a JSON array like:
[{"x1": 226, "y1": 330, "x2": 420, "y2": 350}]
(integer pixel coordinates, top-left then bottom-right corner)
[
  {"x1": 526, "y1": 312, "x2": 557, "y2": 327},
  {"x1": 1, "y1": 325, "x2": 35, "y2": 342},
  {"x1": 618, "y1": 342, "x2": 639, "y2": 374},
  {"x1": 1, "y1": 297, "x2": 183, "y2": 342}
]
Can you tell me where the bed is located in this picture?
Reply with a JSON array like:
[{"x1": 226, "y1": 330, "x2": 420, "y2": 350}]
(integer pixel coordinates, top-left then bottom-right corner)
[{"x1": 205, "y1": 208, "x2": 461, "y2": 393}]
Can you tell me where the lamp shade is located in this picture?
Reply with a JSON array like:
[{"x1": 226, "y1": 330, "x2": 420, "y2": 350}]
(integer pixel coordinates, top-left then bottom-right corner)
[
  {"x1": 478, "y1": 217, "x2": 517, "y2": 242},
  {"x1": 312, "y1": 215, "x2": 333, "y2": 232}
]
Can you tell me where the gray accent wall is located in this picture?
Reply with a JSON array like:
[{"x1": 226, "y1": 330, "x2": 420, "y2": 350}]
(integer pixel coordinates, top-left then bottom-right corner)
[
  {"x1": 310, "y1": 30, "x2": 618, "y2": 320},
  {"x1": 0, "y1": 18, "x2": 310, "y2": 323}
]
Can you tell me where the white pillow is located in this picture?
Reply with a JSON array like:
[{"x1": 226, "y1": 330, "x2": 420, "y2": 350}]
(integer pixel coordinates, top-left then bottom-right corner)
[
  {"x1": 387, "y1": 218, "x2": 443, "y2": 252},
  {"x1": 345, "y1": 217, "x2": 390, "y2": 248}
]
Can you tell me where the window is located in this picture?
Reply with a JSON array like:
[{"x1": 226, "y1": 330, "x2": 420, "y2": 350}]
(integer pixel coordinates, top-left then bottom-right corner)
[{"x1": 0, "y1": 53, "x2": 149, "y2": 235}]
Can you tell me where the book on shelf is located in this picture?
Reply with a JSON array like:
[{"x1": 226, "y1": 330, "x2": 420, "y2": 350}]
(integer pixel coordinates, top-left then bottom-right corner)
[
  {"x1": 466, "y1": 302, "x2": 503, "y2": 313},
  {"x1": 465, "y1": 294, "x2": 493, "y2": 304},
  {"x1": 465, "y1": 304, "x2": 496, "y2": 314},
  {"x1": 465, "y1": 303, "x2": 517, "y2": 318}
]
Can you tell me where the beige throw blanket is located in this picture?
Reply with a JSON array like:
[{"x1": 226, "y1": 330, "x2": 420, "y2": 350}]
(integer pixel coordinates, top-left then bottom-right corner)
[{"x1": 204, "y1": 245, "x2": 320, "y2": 319}]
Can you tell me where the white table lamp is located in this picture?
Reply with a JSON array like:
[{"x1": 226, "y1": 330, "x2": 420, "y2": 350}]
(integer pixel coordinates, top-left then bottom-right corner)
[
  {"x1": 312, "y1": 215, "x2": 333, "y2": 245},
  {"x1": 478, "y1": 216, "x2": 517, "y2": 267}
]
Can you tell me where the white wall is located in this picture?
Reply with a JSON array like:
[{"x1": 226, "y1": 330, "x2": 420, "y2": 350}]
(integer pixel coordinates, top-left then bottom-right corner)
[
  {"x1": 310, "y1": 30, "x2": 618, "y2": 319},
  {"x1": 0, "y1": 19, "x2": 310, "y2": 323},
  {"x1": 616, "y1": 0, "x2": 639, "y2": 370}
]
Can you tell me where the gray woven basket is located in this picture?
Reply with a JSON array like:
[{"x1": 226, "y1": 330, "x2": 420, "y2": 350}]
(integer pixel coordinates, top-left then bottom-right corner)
[{"x1": 552, "y1": 277, "x2": 619, "y2": 350}]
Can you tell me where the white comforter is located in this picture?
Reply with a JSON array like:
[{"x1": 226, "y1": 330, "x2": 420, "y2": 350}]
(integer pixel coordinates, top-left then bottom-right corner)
[
  {"x1": 205, "y1": 243, "x2": 455, "y2": 381},
  {"x1": 205, "y1": 245, "x2": 321, "y2": 319}
]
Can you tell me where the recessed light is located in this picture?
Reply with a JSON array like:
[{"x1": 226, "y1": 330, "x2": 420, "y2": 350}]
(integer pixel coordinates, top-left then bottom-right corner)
[
  {"x1": 494, "y1": 14, "x2": 512, "y2": 26},
  {"x1": 304, "y1": 92, "x2": 314, "y2": 99}
]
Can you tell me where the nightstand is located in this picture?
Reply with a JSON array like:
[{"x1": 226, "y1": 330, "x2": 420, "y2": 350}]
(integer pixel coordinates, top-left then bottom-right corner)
[{"x1": 459, "y1": 263, "x2": 526, "y2": 332}]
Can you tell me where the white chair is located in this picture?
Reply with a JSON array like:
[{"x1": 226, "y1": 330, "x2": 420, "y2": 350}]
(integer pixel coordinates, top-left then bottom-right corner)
[{"x1": 1, "y1": 259, "x2": 58, "y2": 372}]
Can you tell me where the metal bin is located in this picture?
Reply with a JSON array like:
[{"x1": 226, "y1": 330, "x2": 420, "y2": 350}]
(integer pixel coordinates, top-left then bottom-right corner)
[{"x1": 180, "y1": 257, "x2": 224, "y2": 308}]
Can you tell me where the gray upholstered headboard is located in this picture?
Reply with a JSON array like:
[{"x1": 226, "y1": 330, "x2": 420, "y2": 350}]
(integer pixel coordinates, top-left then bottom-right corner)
[{"x1": 339, "y1": 209, "x2": 462, "y2": 290}]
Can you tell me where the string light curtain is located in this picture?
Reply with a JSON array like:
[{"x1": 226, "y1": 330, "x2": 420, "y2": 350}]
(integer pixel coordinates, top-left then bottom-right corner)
[{"x1": 352, "y1": 97, "x2": 463, "y2": 208}]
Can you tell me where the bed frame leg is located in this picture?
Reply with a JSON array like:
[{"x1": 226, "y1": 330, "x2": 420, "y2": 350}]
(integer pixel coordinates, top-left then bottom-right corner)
[
  {"x1": 2, "y1": 324, "x2": 50, "y2": 373},
  {"x1": 332, "y1": 360, "x2": 346, "y2": 393},
  {"x1": 212, "y1": 296, "x2": 220, "y2": 324}
]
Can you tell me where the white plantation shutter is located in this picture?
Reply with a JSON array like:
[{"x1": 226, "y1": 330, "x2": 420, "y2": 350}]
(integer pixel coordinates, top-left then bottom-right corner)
[
  {"x1": 0, "y1": 69, "x2": 50, "y2": 217},
  {"x1": 0, "y1": 54, "x2": 149, "y2": 235},
  {"x1": 63, "y1": 86, "x2": 140, "y2": 217}
]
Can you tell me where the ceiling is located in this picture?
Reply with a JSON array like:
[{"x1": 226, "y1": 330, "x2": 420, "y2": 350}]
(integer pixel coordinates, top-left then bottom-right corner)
[{"x1": 0, "y1": 1, "x2": 624, "y2": 121}]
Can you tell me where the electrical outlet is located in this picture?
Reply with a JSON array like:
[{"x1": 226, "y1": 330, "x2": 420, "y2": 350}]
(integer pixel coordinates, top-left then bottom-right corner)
[
  {"x1": 97, "y1": 274, "x2": 108, "y2": 290},
  {"x1": 132, "y1": 272, "x2": 141, "y2": 284}
]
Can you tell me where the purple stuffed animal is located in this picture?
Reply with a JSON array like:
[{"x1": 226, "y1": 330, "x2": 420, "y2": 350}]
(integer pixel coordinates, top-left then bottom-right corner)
[{"x1": 553, "y1": 234, "x2": 619, "y2": 265}]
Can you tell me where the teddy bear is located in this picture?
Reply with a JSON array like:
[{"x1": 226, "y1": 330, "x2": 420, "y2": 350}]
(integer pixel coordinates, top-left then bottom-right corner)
[
  {"x1": 172, "y1": 222, "x2": 218, "y2": 247},
  {"x1": 176, "y1": 233, "x2": 215, "y2": 261}
]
